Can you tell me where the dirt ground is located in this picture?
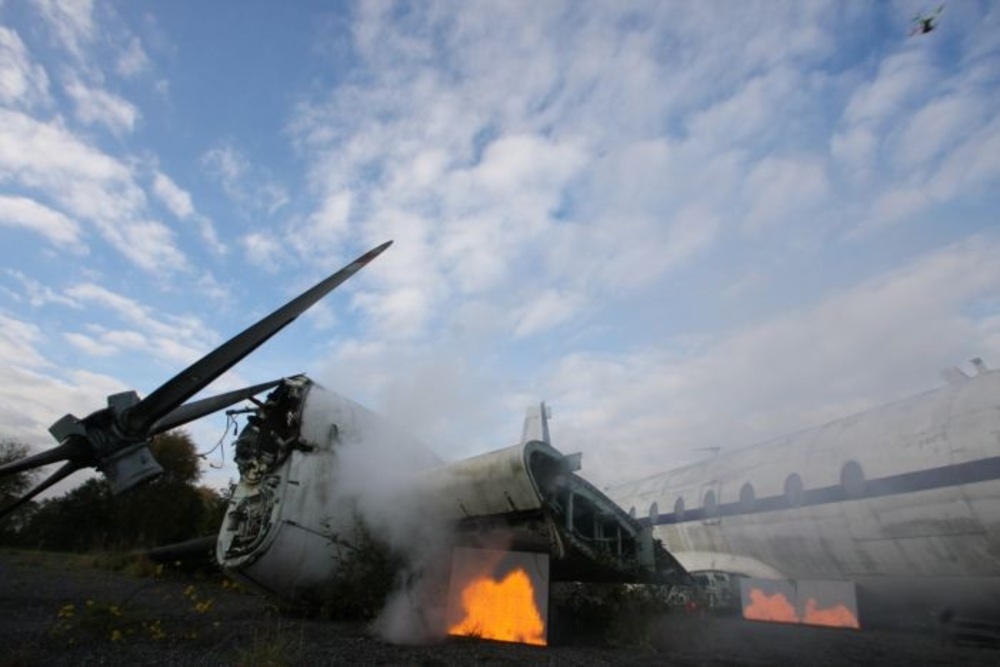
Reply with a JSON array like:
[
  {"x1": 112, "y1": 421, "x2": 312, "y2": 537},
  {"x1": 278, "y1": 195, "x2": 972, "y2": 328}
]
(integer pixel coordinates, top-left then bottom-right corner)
[{"x1": 1, "y1": 550, "x2": 997, "y2": 666}]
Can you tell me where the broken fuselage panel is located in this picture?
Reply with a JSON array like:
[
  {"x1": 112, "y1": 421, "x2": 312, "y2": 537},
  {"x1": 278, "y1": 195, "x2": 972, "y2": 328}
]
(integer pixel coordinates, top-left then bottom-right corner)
[{"x1": 415, "y1": 441, "x2": 688, "y2": 584}]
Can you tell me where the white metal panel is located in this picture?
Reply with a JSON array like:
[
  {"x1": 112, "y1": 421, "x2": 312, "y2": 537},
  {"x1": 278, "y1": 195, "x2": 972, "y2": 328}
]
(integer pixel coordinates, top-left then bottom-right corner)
[{"x1": 414, "y1": 443, "x2": 543, "y2": 521}]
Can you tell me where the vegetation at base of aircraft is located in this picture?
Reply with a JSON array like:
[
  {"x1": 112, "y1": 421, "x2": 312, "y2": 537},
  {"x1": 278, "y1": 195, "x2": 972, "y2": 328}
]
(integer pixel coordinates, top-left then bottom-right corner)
[
  {"x1": 0, "y1": 432, "x2": 228, "y2": 553},
  {"x1": 298, "y1": 512, "x2": 407, "y2": 621},
  {"x1": 550, "y1": 582, "x2": 691, "y2": 647}
]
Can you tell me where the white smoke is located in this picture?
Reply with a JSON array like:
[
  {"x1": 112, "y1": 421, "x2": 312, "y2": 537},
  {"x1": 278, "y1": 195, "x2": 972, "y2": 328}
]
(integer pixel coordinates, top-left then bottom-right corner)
[{"x1": 313, "y1": 384, "x2": 456, "y2": 643}]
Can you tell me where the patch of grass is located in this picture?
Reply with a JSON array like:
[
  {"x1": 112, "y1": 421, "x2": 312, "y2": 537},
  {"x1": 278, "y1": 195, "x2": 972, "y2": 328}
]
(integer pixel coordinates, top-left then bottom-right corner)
[{"x1": 232, "y1": 619, "x2": 304, "y2": 667}]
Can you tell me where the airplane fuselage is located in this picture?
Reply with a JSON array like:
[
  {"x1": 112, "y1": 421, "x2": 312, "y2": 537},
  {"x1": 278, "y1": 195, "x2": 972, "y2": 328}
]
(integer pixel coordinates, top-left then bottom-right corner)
[{"x1": 608, "y1": 368, "x2": 1000, "y2": 624}]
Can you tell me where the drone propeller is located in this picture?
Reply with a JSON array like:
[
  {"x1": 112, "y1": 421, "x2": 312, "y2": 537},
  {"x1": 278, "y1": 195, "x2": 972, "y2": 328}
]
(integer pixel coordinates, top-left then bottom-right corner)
[{"x1": 0, "y1": 240, "x2": 392, "y2": 519}]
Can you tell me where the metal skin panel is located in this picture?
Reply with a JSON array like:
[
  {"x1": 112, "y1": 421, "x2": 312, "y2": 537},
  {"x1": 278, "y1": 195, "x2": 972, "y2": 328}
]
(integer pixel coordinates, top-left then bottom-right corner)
[
  {"x1": 217, "y1": 379, "x2": 441, "y2": 598},
  {"x1": 606, "y1": 369, "x2": 1000, "y2": 609},
  {"x1": 414, "y1": 443, "x2": 547, "y2": 521}
]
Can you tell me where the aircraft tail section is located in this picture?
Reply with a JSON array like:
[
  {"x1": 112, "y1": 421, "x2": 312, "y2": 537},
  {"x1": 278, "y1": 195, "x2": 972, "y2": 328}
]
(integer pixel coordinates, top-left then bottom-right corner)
[{"x1": 521, "y1": 401, "x2": 551, "y2": 446}]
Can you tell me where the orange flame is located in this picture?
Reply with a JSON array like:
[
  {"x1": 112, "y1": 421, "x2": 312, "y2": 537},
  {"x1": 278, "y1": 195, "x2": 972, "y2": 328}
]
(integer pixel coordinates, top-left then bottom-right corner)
[
  {"x1": 743, "y1": 588, "x2": 799, "y2": 623},
  {"x1": 448, "y1": 568, "x2": 546, "y2": 645},
  {"x1": 802, "y1": 598, "x2": 860, "y2": 629},
  {"x1": 744, "y1": 587, "x2": 860, "y2": 629}
]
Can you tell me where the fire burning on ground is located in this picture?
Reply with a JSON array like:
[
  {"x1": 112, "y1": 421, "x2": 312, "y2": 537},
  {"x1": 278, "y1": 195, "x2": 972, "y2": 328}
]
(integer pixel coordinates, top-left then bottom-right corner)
[
  {"x1": 743, "y1": 588, "x2": 799, "y2": 623},
  {"x1": 743, "y1": 586, "x2": 860, "y2": 629},
  {"x1": 445, "y1": 548, "x2": 550, "y2": 646},
  {"x1": 448, "y1": 568, "x2": 546, "y2": 645}
]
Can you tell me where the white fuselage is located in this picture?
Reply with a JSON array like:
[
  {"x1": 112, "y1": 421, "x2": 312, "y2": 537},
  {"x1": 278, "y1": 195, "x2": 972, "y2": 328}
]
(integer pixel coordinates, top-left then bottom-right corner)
[{"x1": 607, "y1": 369, "x2": 1000, "y2": 619}]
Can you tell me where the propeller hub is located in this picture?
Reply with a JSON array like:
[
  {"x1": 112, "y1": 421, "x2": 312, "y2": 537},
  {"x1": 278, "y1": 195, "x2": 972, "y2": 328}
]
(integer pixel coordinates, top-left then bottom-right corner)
[{"x1": 100, "y1": 442, "x2": 164, "y2": 494}]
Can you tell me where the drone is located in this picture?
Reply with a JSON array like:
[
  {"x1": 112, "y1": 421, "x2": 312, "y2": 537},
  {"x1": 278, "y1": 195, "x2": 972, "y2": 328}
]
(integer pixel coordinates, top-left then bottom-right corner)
[{"x1": 910, "y1": 4, "x2": 944, "y2": 36}]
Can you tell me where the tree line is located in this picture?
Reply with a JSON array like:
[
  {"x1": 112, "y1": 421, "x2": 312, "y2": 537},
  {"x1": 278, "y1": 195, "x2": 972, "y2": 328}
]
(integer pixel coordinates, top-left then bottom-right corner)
[{"x1": 0, "y1": 432, "x2": 228, "y2": 552}]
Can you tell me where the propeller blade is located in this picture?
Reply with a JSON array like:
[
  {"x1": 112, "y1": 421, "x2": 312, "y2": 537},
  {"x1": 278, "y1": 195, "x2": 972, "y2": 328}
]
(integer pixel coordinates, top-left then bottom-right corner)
[
  {"x1": 0, "y1": 440, "x2": 83, "y2": 478},
  {"x1": 149, "y1": 379, "x2": 284, "y2": 435},
  {"x1": 0, "y1": 461, "x2": 81, "y2": 520},
  {"x1": 123, "y1": 240, "x2": 392, "y2": 435}
]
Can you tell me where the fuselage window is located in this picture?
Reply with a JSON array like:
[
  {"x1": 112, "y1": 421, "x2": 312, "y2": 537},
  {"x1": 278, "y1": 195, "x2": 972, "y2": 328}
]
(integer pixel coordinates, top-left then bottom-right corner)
[
  {"x1": 740, "y1": 482, "x2": 755, "y2": 511},
  {"x1": 841, "y1": 460, "x2": 866, "y2": 499},
  {"x1": 649, "y1": 501, "x2": 659, "y2": 525},
  {"x1": 674, "y1": 497, "x2": 684, "y2": 522},
  {"x1": 784, "y1": 472, "x2": 804, "y2": 507},
  {"x1": 703, "y1": 489, "x2": 718, "y2": 518}
]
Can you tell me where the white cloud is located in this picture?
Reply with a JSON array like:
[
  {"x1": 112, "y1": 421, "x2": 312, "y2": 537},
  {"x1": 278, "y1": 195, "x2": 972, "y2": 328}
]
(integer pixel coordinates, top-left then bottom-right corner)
[
  {"x1": 0, "y1": 27, "x2": 52, "y2": 109},
  {"x1": 893, "y1": 94, "x2": 985, "y2": 171},
  {"x1": 116, "y1": 35, "x2": 151, "y2": 78},
  {"x1": 153, "y1": 171, "x2": 226, "y2": 254},
  {"x1": 3, "y1": 270, "x2": 81, "y2": 308},
  {"x1": 201, "y1": 144, "x2": 289, "y2": 215},
  {"x1": 64, "y1": 77, "x2": 140, "y2": 135},
  {"x1": 63, "y1": 282, "x2": 218, "y2": 365},
  {"x1": 241, "y1": 231, "x2": 285, "y2": 272},
  {"x1": 288, "y1": 190, "x2": 352, "y2": 260},
  {"x1": 0, "y1": 110, "x2": 188, "y2": 272},
  {"x1": 31, "y1": 0, "x2": 96, "y2": 61},
  {"x1": 0, "y1": 194, "x2": 83, "y2": 246},
  {"x1": 743, "y1": 156, "x2": 830, "y2": 233},
  {"x1": 152, "y1": 172, "x2": 194, "y2": 219},
  {"x1": 929, "y1": 115, "x2": 1000, "y2": 200},
  {"x1": 513, "y1": 289, "x2": 585, "y2": 339},
  {"x1": 63, "y1": 331, "x2": 117, "y2": 356},
  {"x1": 852, "y1": 186, "x2": 930, "y2": 236},
  {"x1": 842, "y1": 50, "x2": 934, "y2": 128},
  {"x1": 353, "y1": 286, "x2": 433, "y2": 341},
  {"x1": 0, "y1": 313, "x2": 50, "y2": 368}
]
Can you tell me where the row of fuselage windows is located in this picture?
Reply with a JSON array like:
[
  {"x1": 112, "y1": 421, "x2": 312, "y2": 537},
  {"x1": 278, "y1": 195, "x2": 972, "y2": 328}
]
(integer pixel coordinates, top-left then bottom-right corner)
[{"x1": 629, "y1": 460, "x2": 867, "y2": 522}]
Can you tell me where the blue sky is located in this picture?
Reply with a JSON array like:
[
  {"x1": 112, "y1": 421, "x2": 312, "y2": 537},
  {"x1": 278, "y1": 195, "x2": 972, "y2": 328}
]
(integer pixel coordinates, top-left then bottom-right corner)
[{"x1": 1, "y1": 1, "x2": 998, "y2": 494}]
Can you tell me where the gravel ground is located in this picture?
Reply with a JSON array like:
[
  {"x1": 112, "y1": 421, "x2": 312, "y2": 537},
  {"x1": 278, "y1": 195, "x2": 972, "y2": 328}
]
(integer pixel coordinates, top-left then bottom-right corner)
[{"x1": 1, "y1": 550, "x2": 997, "y2": 666}]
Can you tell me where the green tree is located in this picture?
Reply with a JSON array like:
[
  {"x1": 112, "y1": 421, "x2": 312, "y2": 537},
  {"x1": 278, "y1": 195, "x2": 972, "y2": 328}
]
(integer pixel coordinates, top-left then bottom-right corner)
[
  {"x1": 0, "y1": 438, "x2": 39, "y2": 503},
  {"x1": 15, "y1": 430, "x2": 224, "y2": 552},
  {"x1": 0, "y1": 438, "x2": 41, "y2": 544}
]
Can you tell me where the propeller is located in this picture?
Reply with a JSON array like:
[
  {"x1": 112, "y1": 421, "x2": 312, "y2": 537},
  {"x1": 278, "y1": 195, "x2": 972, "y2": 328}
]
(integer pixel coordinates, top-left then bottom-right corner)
[{"x1": 0, "y1": 240, "x2": 393, "y2": 519}]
